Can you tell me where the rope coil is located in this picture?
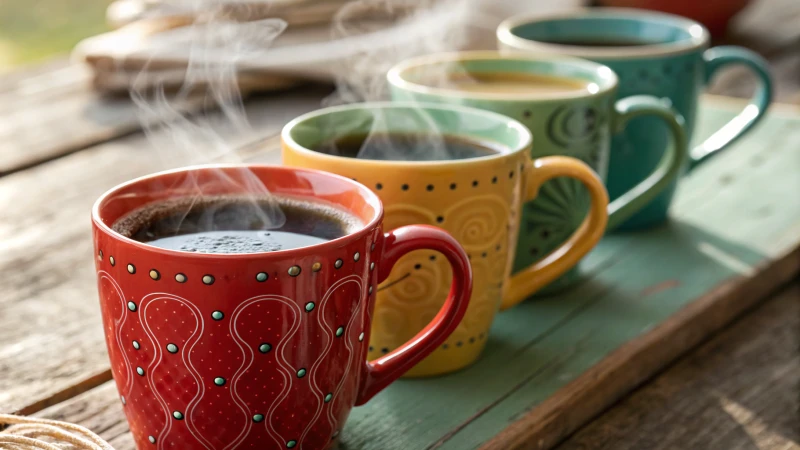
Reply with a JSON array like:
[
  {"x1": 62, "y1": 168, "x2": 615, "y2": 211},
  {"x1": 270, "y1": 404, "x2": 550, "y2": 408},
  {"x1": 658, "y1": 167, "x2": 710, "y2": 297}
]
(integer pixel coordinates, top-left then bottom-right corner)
[{"x1": 0, "y1": 414, "x2": 114, "y2": 450}]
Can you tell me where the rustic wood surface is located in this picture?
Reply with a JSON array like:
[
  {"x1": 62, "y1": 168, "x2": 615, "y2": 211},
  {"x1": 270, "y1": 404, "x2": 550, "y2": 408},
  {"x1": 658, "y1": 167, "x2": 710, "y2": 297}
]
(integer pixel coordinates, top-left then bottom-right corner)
[
  {"x1": 1, "y1": 0, "x2": 798, "y2": 448},
  {"x1": 556, "y1": 280, "x2": 800, "y2": 450},
  {"x1": 29, "y1": 279, "x2": 800, "y2": 450},
  {"x1": 3, "y1": 102, "x2": 798, "y2": 450}
]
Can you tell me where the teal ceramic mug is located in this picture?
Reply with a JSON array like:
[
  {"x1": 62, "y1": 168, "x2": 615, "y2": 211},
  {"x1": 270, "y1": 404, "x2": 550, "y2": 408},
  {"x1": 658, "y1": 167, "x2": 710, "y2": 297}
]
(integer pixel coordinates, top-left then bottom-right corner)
[
  {"x1": 498, "y1": 7, "x2": 772, "y2": 229},
  {"x1": 388, "y1": 51, "x2": 687, "y2": 293}
]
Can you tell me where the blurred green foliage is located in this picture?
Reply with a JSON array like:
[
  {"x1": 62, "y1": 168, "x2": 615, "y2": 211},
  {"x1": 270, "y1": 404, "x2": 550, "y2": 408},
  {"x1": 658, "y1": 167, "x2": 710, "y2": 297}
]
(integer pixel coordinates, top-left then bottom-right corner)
[{"x1": 0, "y1": 0, "x2": 111, "y2": 71}]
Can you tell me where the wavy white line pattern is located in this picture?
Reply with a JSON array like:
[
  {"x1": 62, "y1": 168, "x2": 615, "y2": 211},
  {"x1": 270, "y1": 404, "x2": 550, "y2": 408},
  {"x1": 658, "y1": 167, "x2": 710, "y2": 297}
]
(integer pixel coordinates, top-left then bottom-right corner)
[
  {"x1": 139, "y1": 293, "x2": 210, "y2": 450},
  {"x1": 300, "y1": 276, "x2": 363, "y2": 445},
  {"x1": 229, "y1": 295, "x2": 302, "y2": 449},
  {"x1": 98, "y1": 271, "x2": 134, "y2": 401},
  {"x1": 325, "y1": 279, "x2": 366, "y2": 438}
]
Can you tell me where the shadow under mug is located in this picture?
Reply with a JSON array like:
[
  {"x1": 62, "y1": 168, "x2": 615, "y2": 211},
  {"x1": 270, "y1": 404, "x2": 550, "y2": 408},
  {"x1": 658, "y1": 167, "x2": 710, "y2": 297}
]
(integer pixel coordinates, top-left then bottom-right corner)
[
  {"x1": 91, "y1": 165, "x2": 473, "y2": 450},
  {"x1": 282, "y1": 102, "x2": 609, "y2": 376},
  {"x1": 388, "y1": 51, "x2": 688, "y2": 294},
  {"x1": 498, "y1": 7, "x2": 773, "y2": 229}
]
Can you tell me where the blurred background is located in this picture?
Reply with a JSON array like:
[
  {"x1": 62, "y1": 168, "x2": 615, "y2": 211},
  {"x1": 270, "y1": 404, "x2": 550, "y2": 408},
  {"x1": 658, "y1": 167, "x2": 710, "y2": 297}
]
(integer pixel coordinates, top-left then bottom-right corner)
[{"x1": 1, "y1": 0, "x2": 797, "y2": 103}]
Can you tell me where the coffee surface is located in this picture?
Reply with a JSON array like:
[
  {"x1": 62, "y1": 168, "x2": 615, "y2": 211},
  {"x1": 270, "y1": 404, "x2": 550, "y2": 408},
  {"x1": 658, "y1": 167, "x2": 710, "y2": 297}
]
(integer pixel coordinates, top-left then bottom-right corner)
[
  {"x1": 113, "y1": 195, "x2": 361, "y2": 254},
  {"x1": 314, "y1": 132, "x2": 502, "y2": 161},
  {"x1": 438, "y1": 71, "x2": 590, "y2": 95}
]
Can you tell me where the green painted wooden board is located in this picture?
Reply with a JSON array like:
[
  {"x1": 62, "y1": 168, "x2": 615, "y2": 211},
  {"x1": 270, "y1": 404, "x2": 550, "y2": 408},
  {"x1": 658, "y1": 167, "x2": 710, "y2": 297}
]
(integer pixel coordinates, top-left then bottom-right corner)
[{"x1": 334, "y1": 100, "x2": 800, "y2": 450}]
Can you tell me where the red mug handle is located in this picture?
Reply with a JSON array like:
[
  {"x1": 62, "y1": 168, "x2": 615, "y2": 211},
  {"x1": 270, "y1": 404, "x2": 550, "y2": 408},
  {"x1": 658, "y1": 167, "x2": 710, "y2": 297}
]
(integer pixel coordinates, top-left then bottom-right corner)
[{"x1": 355, "y1": 225, "x2": 473, "y2": 405}]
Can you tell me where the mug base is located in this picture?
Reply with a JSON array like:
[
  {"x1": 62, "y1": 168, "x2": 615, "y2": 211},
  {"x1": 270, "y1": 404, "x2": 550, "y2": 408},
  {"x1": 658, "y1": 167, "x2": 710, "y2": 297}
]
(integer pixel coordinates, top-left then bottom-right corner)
[{"x1": 399, "y1": 339, "x2": 487, "y2": 377}]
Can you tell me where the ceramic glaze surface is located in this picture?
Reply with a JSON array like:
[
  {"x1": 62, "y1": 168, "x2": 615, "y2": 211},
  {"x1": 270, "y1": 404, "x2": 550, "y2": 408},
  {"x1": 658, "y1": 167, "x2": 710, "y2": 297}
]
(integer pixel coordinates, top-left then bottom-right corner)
[
  {"x1": 92, "y1": 165, "x2": 472, "y2": 449},
  {"x1": 389, "y1": 53, "x2": 687, "y2": 294},
  {"x1": 499, "y1": 8, "x2": 773, "y2": 229},
  {"x1": 283, "y1": 103, "x2": 608, "y2": 375}
]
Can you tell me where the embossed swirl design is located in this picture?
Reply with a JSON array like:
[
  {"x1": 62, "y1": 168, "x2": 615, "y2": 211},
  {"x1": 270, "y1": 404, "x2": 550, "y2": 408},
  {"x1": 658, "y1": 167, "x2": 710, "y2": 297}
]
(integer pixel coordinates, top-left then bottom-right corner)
[
  {"x1": 383, "y1": 204, "x2": 436, "y2": 230},
  {"x1": 443, "y1": 195, "x2": 509, "y2": 252},
  {"x1": 546, "y1": 105, "x2": 606, "y2": 167}
]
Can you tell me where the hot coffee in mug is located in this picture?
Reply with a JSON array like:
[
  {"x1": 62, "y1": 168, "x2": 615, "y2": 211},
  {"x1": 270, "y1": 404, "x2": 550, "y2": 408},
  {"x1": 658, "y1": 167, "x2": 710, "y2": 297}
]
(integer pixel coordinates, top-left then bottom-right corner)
[
  {"x1": 498, "y1": 8, "x2": 773, "y2": 229},
  {"x1": 91, "y1": 165, "x2": 473, "y2": 450},
  {"x1": 388, "y1": 51, "x2": 687, "y2": 294},
  {"x1": 283, "y1": 103, "x2": 609, "y2": 376}
]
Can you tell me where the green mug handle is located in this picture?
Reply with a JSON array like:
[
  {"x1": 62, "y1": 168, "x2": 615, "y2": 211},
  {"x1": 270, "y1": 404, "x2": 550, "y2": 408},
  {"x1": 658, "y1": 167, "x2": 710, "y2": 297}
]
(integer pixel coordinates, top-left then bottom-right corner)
[
  {"x1": 607, "y1": 95, "x2": 689, "y2": 230},
  {"x1": 689, "y1": 46, "x2": 773, "y2": 170}
]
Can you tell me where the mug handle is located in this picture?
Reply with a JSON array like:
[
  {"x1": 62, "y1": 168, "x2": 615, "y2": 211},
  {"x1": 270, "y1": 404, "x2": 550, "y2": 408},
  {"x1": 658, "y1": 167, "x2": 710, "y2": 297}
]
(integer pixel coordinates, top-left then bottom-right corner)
[
  {"x1": 503, "y1": 156, "x2": 608, "y2": 310},
  {"x1": 606, "y1": 95, "x2": 689, "y2": 229},
  {"x1": 355, "y1": 225, "x2": 472, "y2": 405},
  {"x1": 689, "y1": 46, "x2": 773, "y2": 170}
]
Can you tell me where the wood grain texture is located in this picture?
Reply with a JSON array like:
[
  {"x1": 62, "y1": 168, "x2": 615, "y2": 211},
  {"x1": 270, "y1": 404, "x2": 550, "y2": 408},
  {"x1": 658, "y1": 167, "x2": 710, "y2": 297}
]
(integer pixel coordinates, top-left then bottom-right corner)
[
  {"x1": 0, "y1": 85, "x2": 330, "y2": 415},
  {"x1": 555, "y1": 281, "x2": 800, "y2": 450},
  {"x1": 5, "y1": 101, "x2": 799, "y2": 450},
  {"x1": 0, "y1": 63, "x2": 309, "y2": 176},
  {"x1": 478, "y1": 247, "x2": 800, "y2": 450},
  {"x1": 31, "y1": 280, "x2": 800, "y2": 450}
]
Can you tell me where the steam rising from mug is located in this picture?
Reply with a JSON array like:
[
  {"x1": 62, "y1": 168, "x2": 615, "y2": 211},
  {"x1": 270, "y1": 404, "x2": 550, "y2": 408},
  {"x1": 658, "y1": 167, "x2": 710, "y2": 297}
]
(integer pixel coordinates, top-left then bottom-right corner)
[
  {"x1": 128, "y1": 0, "x2": 495, "y2": 223},
  {"x1": 324, "y1": 0, "x2": 479, "y2": 162},
  {"x1": 129, "y1": 0, "x2": 289, "y2": 230}
]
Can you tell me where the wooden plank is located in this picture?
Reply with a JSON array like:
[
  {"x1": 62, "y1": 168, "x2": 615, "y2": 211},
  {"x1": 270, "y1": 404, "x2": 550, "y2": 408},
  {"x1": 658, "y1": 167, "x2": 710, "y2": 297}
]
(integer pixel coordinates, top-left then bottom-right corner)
[
  {"x1": 8, "y1": 100, "x2": 800, "y2": 449},
  {"x1": 0, "y1": 62, "x2": 312, "y2": 176},
  {"x1": 0, "y1": 85, "x2": 330, "y2": 415},
  {"x1": 30, "y1": 279, "x2": 800, "y2": 450},
  {"x1": 556, "y1": 281, "x2": 800, "y2": 450}
]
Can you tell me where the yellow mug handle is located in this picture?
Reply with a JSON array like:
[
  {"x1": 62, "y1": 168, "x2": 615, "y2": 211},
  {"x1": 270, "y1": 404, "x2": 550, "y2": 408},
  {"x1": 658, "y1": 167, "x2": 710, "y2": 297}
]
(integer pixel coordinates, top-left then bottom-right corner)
[{"x1": 503, "y1": 156, "x2": 609, "y2": 310}]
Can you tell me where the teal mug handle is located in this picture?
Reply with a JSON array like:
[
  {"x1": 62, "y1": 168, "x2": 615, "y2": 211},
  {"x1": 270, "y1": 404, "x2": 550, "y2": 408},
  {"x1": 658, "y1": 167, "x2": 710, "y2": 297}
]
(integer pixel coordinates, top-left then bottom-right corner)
[
  {"x1": 607, "y1": 95, "x2": 688, "y2": 230},
  {"x1": 690, "y1": 46, "x2": 773, "y2": 170}
]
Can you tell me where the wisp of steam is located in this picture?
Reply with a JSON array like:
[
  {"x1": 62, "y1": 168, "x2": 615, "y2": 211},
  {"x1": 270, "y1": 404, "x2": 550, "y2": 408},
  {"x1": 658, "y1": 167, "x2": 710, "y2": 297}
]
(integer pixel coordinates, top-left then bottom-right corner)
[
  {"x1": 124, "y1": 0, "x2": 552, "y2": 235},
  {"x1": 129, "y1": 0, "x2": 290, "y2": 233}
]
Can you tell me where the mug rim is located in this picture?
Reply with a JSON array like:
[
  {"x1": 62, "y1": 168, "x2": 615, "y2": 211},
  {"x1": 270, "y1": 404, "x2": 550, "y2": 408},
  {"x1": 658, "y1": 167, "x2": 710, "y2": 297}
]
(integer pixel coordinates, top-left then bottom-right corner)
[
  {"x1": 92, "y1": 164, "x2": 384, "y2": 260},
  {"x1": 281, "y1": 101, "x2": 533, "y2": 167},
  {"x1": 497, "y1": 7, "x2": 710, "y2": 59},
  {"x1": 387, "y1": 50, "x2": 618, "y2": 102}
]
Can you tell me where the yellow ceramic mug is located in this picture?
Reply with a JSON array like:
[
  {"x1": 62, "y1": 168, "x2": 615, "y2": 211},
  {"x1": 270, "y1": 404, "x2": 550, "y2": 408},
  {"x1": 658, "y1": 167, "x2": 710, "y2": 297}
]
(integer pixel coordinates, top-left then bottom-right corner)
[{"x1": 282, "y1": 103, "x2": 609, "y2": 376}]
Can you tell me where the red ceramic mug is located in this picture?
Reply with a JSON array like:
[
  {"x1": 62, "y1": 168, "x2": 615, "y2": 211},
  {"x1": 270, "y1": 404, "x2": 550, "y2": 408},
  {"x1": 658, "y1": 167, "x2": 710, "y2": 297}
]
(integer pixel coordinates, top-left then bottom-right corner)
[{"x1": 91, "y1": 165, "x2": 472, "y2": 450}]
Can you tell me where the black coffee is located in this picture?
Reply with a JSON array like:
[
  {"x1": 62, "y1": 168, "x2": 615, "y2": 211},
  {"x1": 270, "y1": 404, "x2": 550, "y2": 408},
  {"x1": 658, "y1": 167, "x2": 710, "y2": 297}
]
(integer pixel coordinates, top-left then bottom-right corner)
[
  {"x1": 113, "y1": 195, "x2": 361, "y2": 254},
  {"x1": 314, "y1": 133, "x2": 502, "y2": 162},
  {"x1": 537, "y1": 38, "x2": 656, "y2": 47}
]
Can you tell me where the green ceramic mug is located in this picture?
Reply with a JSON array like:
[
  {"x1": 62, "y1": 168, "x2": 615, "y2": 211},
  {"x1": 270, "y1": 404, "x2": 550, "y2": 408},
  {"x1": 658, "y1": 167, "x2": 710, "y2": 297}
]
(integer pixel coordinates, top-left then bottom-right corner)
[
  {"x1": 497, "y1": 8, "x2": 772, "y2": 229},
  {"x1": 388, "y1": 51, "x2": 688, "y2": 294}
]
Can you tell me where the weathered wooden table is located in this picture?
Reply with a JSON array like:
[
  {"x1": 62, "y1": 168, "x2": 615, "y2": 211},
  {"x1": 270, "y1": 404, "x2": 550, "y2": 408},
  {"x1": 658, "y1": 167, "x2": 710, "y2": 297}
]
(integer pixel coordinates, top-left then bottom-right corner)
[{"x1": 1, "y1": 1, "x2": 798, "y2": 448}]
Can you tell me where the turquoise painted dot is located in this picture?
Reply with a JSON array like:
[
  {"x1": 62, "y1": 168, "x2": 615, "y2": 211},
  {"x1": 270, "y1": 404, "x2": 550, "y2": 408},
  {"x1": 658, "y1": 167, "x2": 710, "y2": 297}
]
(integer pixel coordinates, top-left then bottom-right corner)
[
  {"x1": 127, "y1": 301, "x2": 136, "y2": 312},
  {"x1": 148, "y1": 436, "x2": 156, "y2": 444},
  {"x1": 214, "y1": 377, "x2": 226, "y2": 386},
  {"x1": 132, "y1": 340, "x2": 140, "y2": 350},
  {"x1": 172, "y1": 411, "x2": 184, "y2": 420},
  {"x1": 335, "y1": 326, "x2": 344, "y2": 337},
  {"x1": 136, "y1": 367, "x2": 144, "y2": 376},
  {"x1": 297, "y1": 368, "x2": 306, "y2": 378},
  {"x1": 211, "y1": 311, "x2": 224, "y2": 321},
  {"x1": 120, "y1": 396, "x2": 126, "y2": 405},
  {"x1": 259, "y1": 343, "x2": 272, "y2": 353},
  {"x1": 253, "y1": 414, "x2": 264, "y2": 423},
  {"x1": 287, "y1": 440, "x2": 297, "y2": 448},
  {"x1": 324, "y1": 393, "x2": 333, "y2": 403},
  {"x1": 166, "y1": 343, "x2": 178, "y2": 354},
  {"x1": 305, "y1": 302, "x2": 315, "y2": 312},
  {"x1": 256, "y1": 272, "x2": 268, "y2": 282},
  {"x1": 358, "y1": 332, "x2": 364, "y2": 342}
]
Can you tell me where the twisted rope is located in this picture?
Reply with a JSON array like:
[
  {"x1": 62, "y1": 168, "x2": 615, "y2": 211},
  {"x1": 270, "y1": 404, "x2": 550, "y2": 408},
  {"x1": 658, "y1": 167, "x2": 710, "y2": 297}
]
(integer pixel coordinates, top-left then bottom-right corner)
[{"x1": 0, "y1": 415, "x2": 114, "y2": 450}]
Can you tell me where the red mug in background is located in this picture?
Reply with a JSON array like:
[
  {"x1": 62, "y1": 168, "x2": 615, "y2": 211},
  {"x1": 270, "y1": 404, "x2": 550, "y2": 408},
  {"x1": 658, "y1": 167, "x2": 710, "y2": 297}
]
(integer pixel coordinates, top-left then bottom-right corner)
[{"x1": 91, "y1": 165, "x2": 472, "y2": 450}]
